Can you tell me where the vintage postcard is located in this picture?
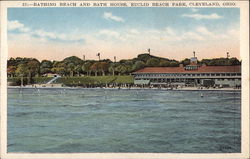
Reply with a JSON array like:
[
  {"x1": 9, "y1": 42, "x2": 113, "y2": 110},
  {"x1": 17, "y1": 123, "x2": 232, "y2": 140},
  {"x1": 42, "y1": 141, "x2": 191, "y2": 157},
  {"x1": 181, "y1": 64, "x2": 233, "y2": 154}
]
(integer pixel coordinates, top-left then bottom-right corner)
[{"x1": 0, "y1": 0, "x2": 249, "y2": 159}]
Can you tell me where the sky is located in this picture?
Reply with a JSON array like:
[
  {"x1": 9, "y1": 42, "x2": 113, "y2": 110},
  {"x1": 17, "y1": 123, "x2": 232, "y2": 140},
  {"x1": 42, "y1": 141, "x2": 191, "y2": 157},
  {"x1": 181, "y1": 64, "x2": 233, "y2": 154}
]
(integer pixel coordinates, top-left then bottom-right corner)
[{"x1": 7, "y1": 7, "x2": 240, "y2": 61}]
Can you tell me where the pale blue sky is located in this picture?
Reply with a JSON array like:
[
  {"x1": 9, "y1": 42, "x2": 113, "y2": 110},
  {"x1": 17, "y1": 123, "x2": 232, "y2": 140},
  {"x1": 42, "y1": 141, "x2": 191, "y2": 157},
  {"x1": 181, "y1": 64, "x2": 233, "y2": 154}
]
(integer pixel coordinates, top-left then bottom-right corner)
[
  {"x1": 7, "y1": 7, "x2": 240, "y2": 60},
  {"x1": 8, "y1": 8, "x2": 239, "y2": 35}
]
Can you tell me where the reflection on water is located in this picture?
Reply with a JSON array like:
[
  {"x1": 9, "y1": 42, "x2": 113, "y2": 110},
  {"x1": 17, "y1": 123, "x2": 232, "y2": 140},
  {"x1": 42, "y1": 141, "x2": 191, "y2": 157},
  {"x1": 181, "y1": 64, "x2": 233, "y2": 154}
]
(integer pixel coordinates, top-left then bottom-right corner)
[{"x1": 8, "y1": 88, "x2": 241, "y2": 153}]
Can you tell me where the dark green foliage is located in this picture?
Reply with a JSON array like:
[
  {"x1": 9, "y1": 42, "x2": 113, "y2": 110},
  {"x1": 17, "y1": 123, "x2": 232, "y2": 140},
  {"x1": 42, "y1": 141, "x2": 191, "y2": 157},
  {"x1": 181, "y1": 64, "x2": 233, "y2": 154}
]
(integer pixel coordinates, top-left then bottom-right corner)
[
  {"x1": 201, "y1": 58, "x2": 241, "y2": 66},
  {"x1": 169, "y1": 60, "x2": 179, "y2": 67},
  {"x1": 40, "y1": 60, "x2": 53, "y2": 74},
  {"x1": 132, "y1": 61, "x2": 145, "y2": 71},
  {"x1": 7, "y1": 54, "x2": 241, "y2": 81},
  {"x1": 8, "y1": 77, "x2": 53, "y2": 86},
  {"x1": 146, "y1": 58, "x2": 159, "y2": 67},
  {"x1": 63, "y1": 56, "x2": 83, "y2": 65},
  {"x1": 180, "y1": 58, "x2": 190, "y2": 66}
]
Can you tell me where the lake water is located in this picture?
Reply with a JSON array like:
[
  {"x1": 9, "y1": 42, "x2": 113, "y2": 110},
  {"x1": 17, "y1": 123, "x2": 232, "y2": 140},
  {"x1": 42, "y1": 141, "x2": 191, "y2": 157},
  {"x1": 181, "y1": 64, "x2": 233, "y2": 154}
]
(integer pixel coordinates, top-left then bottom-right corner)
[{"x1": 7, "y1": 88, "x2": 241, "y2": 153}]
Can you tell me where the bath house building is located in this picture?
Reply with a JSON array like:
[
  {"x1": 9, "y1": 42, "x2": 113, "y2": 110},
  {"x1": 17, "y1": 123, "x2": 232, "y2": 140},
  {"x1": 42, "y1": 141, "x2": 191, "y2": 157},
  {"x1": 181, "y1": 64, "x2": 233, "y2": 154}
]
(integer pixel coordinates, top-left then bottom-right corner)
[{"x1": 132, "y1": 57, "x2": 241, "y2": 88}]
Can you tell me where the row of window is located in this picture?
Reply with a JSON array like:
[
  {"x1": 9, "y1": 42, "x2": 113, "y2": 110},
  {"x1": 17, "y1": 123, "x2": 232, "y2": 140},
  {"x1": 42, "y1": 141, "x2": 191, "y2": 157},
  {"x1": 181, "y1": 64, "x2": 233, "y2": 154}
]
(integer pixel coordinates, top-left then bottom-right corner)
[
  {"x1": 185, "y1": 66, "x2": 198, "y2": 70},
  {"x1": 217, "y1": 79, "x2": 241, "y2": 81},
  {"x1": 135, "y1": 78, "x2": 241, "y2": 82},
  {"x1": 136, "y1": 73, "x2": 241, "y2": 77},
  {"x1": 136, "y1": 78, "x2": 195, "y2": 82}
]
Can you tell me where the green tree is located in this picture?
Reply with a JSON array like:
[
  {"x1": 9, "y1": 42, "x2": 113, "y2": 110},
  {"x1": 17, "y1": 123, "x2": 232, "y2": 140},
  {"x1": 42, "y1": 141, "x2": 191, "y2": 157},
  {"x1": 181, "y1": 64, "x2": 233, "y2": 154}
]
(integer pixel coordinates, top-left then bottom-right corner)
[
  {"x1": 7, "y1": 65, "x2": 17, "y2": 77},
  {"x1": 159, "y1": 60, "x2": 170, "y2": 67},
  {"x1": 90, "y1": 62, "x2": 99, "y2": 76},
  {"x1": 132, "y1": 61, "x2": 145, "y2": 71},
  {"x1": 15, "y1": 64, "x2": 29, "y2": 86},
  {"x1": 146, "y1": 58, "x2": 159, "y2": 67},
  {"x1": 180, "y1": 58, "x2": 190, "y2": 66},
  {"x1": 108, "y1": 63, "x2": 116, "y2": 76},
  {"x1": 67, "y1": 63, "x2": 75, "y2": 77},
  {"x1": 52, "y1": 61, "x2": 67, "y2": 76},
  {"x1": 82, "y1": 61, "x2": 93, "y2": 76},
  {"x1": 228, "y1": 58, "x2": 241, "y2": 65},
  {"x1": 75, "y1": 64, "x2": 82, "y2": 76},
  {"x1": 123, "y1": 61, "x2": 134, "y2": 74},
  {"x1": 169, "y1": 60, "x2": 179, "y2": 67},
  {"x1": 40, "y1": 60, "x2": 53, "y2": 75},
  {"x1": 115, "y1": 65, "x2": 127, "y2": 75},
  {"x1": 63, "y1": 56, "x2": 83, "y2": 65},
  {"x1": 99, "y1": 62, "x2": 109, "y2": 76},
  {"x1": 27, "y1": 59, "x2": 40, "y2": 84}
]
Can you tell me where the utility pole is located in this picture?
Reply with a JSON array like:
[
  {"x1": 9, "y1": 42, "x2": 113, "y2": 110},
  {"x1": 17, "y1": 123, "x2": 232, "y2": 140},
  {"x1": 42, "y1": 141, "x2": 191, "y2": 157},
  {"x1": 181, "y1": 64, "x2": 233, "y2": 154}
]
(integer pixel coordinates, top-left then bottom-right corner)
[
  {"x1": 97, "y1": 53, "x2": 100, "y2": 61},
  {"x1": 227, "y1": 52, "x2": 230, "y2": 58},
  {"x1": 114, "y1": 56, "x2": 116, "y2": 62},
  {"x1": 83, "y1": 55, "x2": 85, "y2": 61},
  {"x1": 148, "y1": 48, "x2": 151, "y2": 55}
]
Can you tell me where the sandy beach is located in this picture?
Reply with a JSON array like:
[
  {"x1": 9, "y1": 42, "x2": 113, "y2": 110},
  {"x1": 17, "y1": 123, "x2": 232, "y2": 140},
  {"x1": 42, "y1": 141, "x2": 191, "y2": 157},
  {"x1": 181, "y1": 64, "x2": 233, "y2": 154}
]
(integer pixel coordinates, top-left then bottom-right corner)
[{"x1": 7, "y1": 85, "x2": 241, "y2": 91}]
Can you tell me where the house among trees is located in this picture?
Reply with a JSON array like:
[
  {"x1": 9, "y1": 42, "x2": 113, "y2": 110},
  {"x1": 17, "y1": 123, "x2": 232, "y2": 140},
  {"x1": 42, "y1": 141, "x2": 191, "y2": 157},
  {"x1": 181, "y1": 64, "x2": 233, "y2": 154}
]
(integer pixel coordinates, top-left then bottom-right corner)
[{"x1": 42, "y1": 73, "x2": 59, "y2": 77}]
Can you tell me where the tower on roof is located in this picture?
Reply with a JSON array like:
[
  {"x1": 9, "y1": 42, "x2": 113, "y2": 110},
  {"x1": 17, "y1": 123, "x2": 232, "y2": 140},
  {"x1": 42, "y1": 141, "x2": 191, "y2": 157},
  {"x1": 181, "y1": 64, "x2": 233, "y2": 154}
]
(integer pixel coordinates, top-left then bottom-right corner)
[{"x1": 190, "y1": 51, "x2": 198, "y2": 65}]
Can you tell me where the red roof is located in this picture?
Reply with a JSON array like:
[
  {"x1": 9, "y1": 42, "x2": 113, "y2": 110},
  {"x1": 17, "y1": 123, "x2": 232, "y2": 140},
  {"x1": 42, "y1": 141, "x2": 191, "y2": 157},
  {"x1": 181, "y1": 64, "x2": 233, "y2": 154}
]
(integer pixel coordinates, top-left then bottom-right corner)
[{"x1": 134, "y1": 65, "x2": 241, "y2": 73}]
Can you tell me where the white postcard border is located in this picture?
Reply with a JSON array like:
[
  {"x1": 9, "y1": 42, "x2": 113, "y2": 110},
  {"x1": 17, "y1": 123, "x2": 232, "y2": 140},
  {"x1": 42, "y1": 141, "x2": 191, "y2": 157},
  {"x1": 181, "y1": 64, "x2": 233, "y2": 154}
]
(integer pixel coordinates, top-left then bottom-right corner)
[{"x1": 1, "y1": 1, "x2": 249, "y2": 159}]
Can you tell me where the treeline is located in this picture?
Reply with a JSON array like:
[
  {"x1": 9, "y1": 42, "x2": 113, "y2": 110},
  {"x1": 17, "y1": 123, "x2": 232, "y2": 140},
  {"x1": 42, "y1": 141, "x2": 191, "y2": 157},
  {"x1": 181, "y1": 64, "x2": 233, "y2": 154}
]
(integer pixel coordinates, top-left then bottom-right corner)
[{"x1": 8, "y1": 53, "x2": 241, "y2": 79}]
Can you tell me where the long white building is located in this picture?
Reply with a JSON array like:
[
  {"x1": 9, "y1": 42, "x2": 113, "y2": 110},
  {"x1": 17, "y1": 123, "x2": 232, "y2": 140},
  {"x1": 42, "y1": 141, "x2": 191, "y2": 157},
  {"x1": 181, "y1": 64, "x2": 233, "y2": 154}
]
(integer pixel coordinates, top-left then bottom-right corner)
[{"x1": 132, "y1": 58, "x2": 241, "y2": 88}]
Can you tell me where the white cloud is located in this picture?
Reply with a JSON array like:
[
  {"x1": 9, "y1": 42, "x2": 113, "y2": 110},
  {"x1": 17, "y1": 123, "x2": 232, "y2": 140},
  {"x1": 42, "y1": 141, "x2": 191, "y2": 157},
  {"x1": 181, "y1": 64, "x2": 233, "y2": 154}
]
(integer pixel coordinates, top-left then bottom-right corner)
[
  {"x1": 182, "y1": 31, "x2": 205, "y2": 41},
  {"x1": 182, "y1": 13, "x2": 223, "y2": 20},
  {"x1": 228, "y1": 29, "x2": 239, "y2": 37},
  {"x1": 99, "y1": 29, "x2": 123, "y2": 40},
  {"x1": 9, "y1": 24, "x2": 240, "y2": 61},
  {"x1": 8, "y1": 20, "x2": 85, "y2": 43},
  {"x1": 103, "y1": 12, "x2": 125, "y2": 22},
  {"x1": 34, "y1": 30, "x2": 57, "y2": 39},
  {"x1": 8, "y1": 20, "x2": 30, "y2": 32},
  {"x1": 196, "y1": 26, "x2": 214, "y2": 36},
  {"x1": 96, "y1": 25, "x2": 239, "y2": 47},
  {"x1": 8, "y1": 19, "x2": 238, "y2": 61},
  {"x1": 165, "y1": 27, "x2": 175, "y2": 36},
  {"x1": 129, "y1": 29, "x2": 140, "y2": 34},
  {"x1": 191, "y1": 8, "x2": 199, "y2": 12},
  {"x1": 196, "y1": 26, "x2": 239, "y2": 40}
]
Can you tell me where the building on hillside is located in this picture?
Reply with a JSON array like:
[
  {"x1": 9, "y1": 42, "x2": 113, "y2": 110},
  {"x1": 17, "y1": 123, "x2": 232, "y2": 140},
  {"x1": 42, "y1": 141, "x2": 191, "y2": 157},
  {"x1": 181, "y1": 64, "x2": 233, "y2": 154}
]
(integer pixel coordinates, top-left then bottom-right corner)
[
  {"x1": 42, "y1": 73, "x2": 59, "y2": 77},
  {"x1": 132, "y1": 56, "x2": 241, "y2": 88}
]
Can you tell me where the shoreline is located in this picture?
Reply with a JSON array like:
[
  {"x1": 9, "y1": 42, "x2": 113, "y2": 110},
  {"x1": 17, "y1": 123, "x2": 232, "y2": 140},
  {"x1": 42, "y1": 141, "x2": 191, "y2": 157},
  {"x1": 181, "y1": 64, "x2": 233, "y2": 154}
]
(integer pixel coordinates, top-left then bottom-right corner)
[{"x1": 7, "y1": 85, "x2": 241, "y2": 91}]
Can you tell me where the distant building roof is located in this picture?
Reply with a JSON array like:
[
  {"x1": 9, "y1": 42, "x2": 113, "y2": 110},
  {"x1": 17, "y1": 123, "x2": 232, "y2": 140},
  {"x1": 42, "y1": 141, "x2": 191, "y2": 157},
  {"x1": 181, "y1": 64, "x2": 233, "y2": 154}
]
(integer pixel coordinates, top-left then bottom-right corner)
[{"x1": 133, "y1": 65, "x2": 241, "y2": 74}]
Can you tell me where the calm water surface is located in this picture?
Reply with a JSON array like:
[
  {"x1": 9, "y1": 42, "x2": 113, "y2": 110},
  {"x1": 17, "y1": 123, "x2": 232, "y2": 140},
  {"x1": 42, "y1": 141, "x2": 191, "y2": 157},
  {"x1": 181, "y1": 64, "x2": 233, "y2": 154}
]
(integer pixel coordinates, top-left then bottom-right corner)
[{"x1": 8, "y1": 88, "x2": 241, "y2": 153}]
